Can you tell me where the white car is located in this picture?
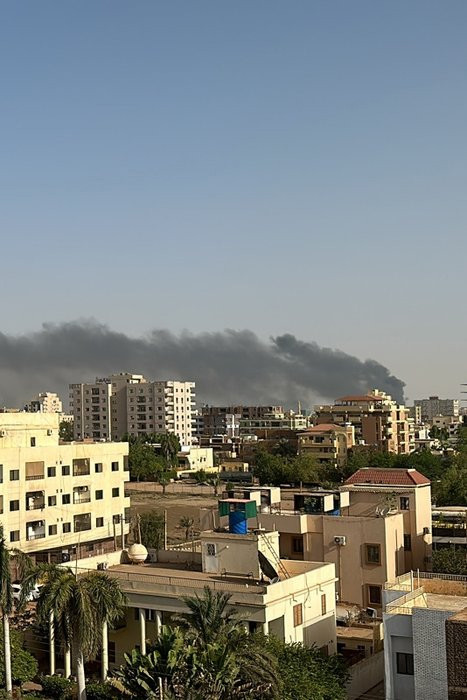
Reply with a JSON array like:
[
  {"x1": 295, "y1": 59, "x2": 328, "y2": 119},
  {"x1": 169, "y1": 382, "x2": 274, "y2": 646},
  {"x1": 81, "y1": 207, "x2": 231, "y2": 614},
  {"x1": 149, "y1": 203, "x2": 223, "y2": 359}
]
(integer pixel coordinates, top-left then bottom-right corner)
[{"x1": 12, "y1": 583, "x2": 42, "y2": 602}]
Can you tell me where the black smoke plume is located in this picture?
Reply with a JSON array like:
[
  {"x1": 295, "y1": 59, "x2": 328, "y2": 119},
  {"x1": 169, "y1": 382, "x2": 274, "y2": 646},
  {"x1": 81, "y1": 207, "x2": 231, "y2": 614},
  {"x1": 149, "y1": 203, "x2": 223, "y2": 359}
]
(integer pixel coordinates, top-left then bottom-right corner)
[{"x1": 0, "y1": 321, "x2": 405, "y2": 408}]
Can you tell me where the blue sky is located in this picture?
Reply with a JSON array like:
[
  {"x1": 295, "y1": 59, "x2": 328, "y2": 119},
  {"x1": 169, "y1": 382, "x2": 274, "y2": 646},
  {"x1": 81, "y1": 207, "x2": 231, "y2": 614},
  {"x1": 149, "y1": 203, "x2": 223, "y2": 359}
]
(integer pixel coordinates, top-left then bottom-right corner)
[{"x1": 1, "y1": 1, "x2": 466, "y2": 400}]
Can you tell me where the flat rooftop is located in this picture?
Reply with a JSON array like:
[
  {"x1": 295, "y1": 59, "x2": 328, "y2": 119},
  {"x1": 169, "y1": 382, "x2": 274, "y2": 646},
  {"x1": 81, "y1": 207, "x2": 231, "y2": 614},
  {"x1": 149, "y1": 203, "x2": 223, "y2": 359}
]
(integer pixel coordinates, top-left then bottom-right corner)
[
  {"x1": 337, "y1": 627, "x2": 375, "y2": 641},
  {"x1": 105, "y1": 558, "x2": 327, "y2": 594},
  {"x1": 425, "y1": 594, "x2": 467, "y2": 612}
]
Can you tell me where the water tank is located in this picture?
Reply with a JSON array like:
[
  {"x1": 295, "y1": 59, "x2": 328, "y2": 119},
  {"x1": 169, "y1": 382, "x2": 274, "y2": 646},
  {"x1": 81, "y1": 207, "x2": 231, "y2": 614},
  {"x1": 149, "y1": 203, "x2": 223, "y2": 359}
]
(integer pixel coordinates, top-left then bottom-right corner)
[{"x1": 229, "y1": 509, "x2": 248, "y2": 534}]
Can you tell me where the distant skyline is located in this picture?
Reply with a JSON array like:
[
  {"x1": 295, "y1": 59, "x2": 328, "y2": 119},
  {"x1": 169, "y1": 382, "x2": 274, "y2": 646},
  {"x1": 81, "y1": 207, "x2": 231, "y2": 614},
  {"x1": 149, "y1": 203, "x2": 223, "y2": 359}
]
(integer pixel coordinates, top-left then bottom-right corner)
[{"x1": 1, "y1": 1, "x2": 467, "y2": 401}]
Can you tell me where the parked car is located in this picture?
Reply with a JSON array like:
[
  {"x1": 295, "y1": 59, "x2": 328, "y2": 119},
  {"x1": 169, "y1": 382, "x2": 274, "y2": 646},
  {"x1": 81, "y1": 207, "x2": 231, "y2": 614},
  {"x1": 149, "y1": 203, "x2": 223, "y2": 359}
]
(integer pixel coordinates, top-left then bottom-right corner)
[{"x1": 12, "y1": 583, "x2": 42, "y2": 602}]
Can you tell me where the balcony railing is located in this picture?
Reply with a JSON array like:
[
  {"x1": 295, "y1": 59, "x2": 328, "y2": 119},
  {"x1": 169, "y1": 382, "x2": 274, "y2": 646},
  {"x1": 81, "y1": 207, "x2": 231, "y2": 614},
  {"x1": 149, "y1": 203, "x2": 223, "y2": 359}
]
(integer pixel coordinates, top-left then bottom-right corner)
[
  {"x1": 26, "y1": 502, "x2": 45, "y2": 511},
  {"x1": 73, "y1": 494, "x2": 91, "y2": 504},
  {"x1": 27, "y1": 531, "x2": 46, "y2": 541},
  {"x1": 25, "y1": 474, "x2": 44, "y2": 481}
]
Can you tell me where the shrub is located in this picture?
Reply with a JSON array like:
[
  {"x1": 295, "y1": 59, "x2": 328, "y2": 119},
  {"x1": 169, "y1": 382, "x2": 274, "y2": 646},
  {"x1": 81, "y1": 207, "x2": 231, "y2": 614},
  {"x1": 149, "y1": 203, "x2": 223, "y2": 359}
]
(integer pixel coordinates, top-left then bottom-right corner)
[
  {"x1": 39, "y1": 675, "x2": 73, "y2": 700},
  {"x1": 86, "y1": 681, "x2": 119, "y2": 700}
]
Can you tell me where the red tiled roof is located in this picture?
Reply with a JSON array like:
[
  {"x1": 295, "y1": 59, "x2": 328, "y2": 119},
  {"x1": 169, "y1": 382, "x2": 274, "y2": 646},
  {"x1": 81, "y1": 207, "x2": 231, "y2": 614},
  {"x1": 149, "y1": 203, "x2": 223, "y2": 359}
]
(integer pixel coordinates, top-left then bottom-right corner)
[
  {"x1": 337, "y1": 395, "x2": 384, "y2": 402},
  {"x1": 305, "y1": 423, "x2": 343, "y2": 432},
  {"x1": 345, "y1": 468, "x2": 430, "y2": 486}
]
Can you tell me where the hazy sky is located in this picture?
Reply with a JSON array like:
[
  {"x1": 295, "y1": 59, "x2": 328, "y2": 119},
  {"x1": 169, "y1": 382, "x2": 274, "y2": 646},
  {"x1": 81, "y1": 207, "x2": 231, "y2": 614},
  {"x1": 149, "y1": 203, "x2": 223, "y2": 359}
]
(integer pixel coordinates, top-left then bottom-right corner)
[{"x1": 1, "y1": 1, "x2": 466, "y2": 403}]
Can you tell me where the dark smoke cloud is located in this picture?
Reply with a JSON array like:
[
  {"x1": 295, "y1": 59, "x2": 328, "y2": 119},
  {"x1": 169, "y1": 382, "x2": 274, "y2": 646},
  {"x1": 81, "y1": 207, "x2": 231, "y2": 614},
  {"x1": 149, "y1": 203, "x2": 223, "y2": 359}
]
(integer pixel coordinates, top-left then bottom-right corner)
[{"x1": 0, "y1": 321, "x2": 405, "y2": 409}]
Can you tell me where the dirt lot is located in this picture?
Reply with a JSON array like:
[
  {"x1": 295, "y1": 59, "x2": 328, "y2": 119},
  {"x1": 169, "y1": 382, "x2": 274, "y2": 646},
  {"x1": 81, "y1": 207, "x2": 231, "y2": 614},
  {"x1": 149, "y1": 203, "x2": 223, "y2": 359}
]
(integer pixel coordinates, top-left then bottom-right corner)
[{"x1": 127, "y1": 488, "x2": 217, "y2": 543}]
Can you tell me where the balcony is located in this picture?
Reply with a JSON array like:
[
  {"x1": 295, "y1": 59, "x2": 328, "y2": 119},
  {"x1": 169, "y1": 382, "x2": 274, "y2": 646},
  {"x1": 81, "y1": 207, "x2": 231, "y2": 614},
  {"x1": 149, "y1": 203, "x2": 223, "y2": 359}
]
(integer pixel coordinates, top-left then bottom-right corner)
[
  {"x1": 25, "y1": 461, "x2": 45, "y2": 481},
  {"x1": 26, "y1": 521, "x2": 46, "y2": 541},
  {"x1": 73, "y1": 458, "x2": 90, "y2": 477},
  {"x1": 73, "y1": 487, "x2": 91, "y2": 504},
  {"x1": 26, "y1": 491, "x2": 45, "y2": 511}
]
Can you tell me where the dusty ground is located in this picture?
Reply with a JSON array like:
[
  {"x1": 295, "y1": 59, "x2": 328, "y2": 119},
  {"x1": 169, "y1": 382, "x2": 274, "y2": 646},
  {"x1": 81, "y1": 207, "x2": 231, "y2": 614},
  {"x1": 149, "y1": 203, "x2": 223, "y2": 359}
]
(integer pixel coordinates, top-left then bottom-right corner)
[{"x1": 127, "y1": 488, "x2": 217, "y2": 542}]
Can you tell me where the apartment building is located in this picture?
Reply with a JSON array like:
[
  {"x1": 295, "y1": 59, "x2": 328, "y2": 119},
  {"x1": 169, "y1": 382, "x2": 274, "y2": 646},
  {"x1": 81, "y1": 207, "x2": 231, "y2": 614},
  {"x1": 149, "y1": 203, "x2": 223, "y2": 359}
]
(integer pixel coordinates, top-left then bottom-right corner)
[
  {"x1": 0, "y1": 412, "x2": 129, "y2": 562},
  {"x1": 315, "y1": 390, "x2": 415, "y2": 454},
  {"x1": 70, "y1": 373, "x2": 196, "y2": 445},
  {"x1": 64, "y1": 502, "x2": 338, "y2": 676},
  {"x1": 383, "y1": 571, "x2": 467, "y2": 700},
  {"x1": 200, "y1": 405, "x2": 283, "y2": 436},
  {"x1": 25, "y1": 392, "x2": 63, "y2": 414},
  {"x1": 344, "y1": 468, "x2": 432, "y2": 572},
  {"x1": 297, "y1": 423, "x2": 355, "y2": 468},
  {"x1": 414, "y1": 396, "x2": 460, "y2": 422}
]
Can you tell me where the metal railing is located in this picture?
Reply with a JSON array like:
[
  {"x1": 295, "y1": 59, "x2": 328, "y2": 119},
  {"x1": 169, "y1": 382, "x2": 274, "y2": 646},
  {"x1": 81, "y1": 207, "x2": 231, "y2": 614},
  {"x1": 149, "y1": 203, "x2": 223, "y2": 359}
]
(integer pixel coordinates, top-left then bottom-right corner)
[
  {"x1": 102, "y1": 569, "x2": 268, "y2": 594},
  {"x1": 413, "y1": 571, "x2": 467, "y2": 582}
]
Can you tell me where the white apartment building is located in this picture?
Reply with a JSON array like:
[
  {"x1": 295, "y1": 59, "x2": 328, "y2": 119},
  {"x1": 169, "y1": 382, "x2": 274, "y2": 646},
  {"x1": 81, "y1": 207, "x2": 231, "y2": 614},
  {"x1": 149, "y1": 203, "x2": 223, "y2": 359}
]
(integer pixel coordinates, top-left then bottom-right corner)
[
  {"x1": 414, "y1": 396, "x2": 459, "y2": 422},
  {"x1": 70, "y1": 374, "x2": 196, "y2": 445},
  {"x1": 0, "y1": 412, "x2": 129, "y2": 563},
  {"x1": 25, "y1": 392, "x2": 63, "y2": 414}
]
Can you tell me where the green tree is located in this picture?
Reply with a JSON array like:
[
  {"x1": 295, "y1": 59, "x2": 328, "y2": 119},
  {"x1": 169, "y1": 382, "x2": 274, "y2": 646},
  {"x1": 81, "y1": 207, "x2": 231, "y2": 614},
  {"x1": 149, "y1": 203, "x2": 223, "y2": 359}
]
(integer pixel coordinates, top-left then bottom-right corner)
[
  {"x1": 433, "y1": 464, "x2": 467, "y2": 506},
  {"x1": 264, "y1": 636, "x2": 349, "y2": 700},
  {"x1": 432, "y1": 547, "x2": 467, "y2": 576},
  {"x1": 129, "y1": 441, "x2": 164, "y2": 482},
  {"x1": 0, "y1": 527, "x2": 14, "y2": 695},
  {"x1": 59, "y1": 420, "x2": 74, "y2": 442},
  {"x1": 29, "y1": 568, "x2": 126, "y2": 700},
  {"x1": 0, "y1": 629, "x2": 38, "y2": 688},
  {"x1": 179, "y1": 517, "x2": 194, "y2": 541},
  {"x1": 139, "y1": 512, "x2": 165, "y2": 550},
  {"x1": 157, "y1": 433, "x2": 181, "y2": 469}
]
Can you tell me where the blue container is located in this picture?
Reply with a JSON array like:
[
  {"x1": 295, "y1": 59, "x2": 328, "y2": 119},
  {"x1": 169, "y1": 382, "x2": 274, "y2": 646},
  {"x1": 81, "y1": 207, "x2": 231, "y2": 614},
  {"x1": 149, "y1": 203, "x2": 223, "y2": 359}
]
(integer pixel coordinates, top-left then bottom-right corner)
[{"x1": 229, "y1": 509, "x2": 248, "y2": 534}]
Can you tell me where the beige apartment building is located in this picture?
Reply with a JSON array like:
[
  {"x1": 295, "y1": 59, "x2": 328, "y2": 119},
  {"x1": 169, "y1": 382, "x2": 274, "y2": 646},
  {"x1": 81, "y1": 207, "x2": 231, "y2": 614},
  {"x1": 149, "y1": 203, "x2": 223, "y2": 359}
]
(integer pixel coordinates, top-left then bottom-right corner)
[
  {"x1": 298, "y1": 423, "x2": 355, "y2": 468},
  {"x1": 70, "y1": 527, "x2": 338, "y2": 673},
  {"x1": 70, "y1": 373, "x2": 196, "y2": 445},
  {"x1": 25, "y1": 392, "x2": 63, "y2": 414},
  {"x1": 414, "y1": 396, "x2": 460, "y2": 422},
  {"x1": 226, "y1": 468, "x2": 432, "y2": 613},
  {"x1": 315, "y1": 390, "x2": 415, "y2": 454},
  {"x1": 0, "y1": 412, "x2": 129, "y2": 562}
]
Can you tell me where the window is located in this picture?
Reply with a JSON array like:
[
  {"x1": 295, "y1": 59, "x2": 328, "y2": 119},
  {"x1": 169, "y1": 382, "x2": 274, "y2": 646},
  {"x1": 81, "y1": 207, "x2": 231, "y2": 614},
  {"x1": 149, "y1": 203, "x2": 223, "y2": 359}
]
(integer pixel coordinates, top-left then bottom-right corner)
[
  {"x1": 112, "y1": 488, "x2": 119, "y2": 498},
  {"x1": 62, "y1": 494, "x2": 71, "y2": 505},
  {"x1": 63, "y1": 523, "x2": 71, "y2": 534},
  {"x1": 321, "y1": 594, "x2": 327, "y2": 616},
  {"x1": 206, "y1": 543, "x2": 216, "y2": 557},
  {"x1": 95, "y1": 490, "x2": 103, "y2": 500},
  {"x1": 96, "y1": 517, "x2": 104, "y2": 527},
  {"x1": 10, "y1": 531, "x2": 20, "y2": 543},
  {"x1": 10, "y1": 470, "x2": 19, "y2": 481},
  {"x1": 9, "y1": 500, "x2": 19, "y2": 512},
  {"x1": 48, "y1": 496, "x2": 57, "y2": 506},
  {"x1": 368, "y1": 585, "x2": 382, "y2": 605},
  {"x1": 292, "y1": 537, "x2": 304, "y2": 554},
  {"x1": 47, "y1": 466, "x2": 56, "y2": 477},
  {"x1": 396, "y1": 652, "x2": 414, "y2": 675},
  {"x1": 49, "y1": 525, "x2": 57, "y2": 536},
  {"x1": 400, "y1": 497, "x2": 410, "y2": 511},
  {"x1": 404, "y1": 534, "x2": 412, "y2": 551},
  {"x1": 30, "y1": 437, "x2": 36, "y2": 447},
  {"x1": 111, "y1": 461, "x2": 119, "y2": 471},
  {"x1": 62, "y1": 465, "x2": 70, "y2": 476},
  {"x1": 25, "y1": 461, "x2": 44, "y2": 480},
  {"x1": 108, "y1": 641, "x2": 116, "y2": 664},
  {"x1": 95, "y1": 463, "x2": 103, "y2": 473},
  {"x1": 365, "y1": 544, "x2": 381, "y2": 565},
  {"x1": 293, "y1": 604, "x2": 303, "y2": 627}
]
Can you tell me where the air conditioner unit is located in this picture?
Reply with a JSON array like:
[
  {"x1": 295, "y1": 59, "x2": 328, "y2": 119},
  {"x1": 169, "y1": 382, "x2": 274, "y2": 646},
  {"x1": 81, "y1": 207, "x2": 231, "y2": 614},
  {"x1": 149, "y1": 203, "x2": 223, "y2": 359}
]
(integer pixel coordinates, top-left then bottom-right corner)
[
  {"x1": 334, "y1": 536, "x2": 346, "y2": 546},
  {"x1": 47, "y1": 429, "x2": 53, "y2": 436}
]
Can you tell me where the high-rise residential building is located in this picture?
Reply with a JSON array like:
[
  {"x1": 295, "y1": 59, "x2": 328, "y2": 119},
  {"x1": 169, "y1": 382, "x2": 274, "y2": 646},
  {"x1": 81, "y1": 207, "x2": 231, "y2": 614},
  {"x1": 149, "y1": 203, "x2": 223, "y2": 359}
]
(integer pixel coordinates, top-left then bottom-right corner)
[
  {"x1": 315, "y1": 389, "x2": 415, "y2": 454},
  {"x1": 70, "y1": 373, "x2": 195, "y2": 445},
  {"x1": 0, "y1": 412, "x2": 129, "y2": 563},
  {"x1": 200, "y1": 405, "x2": 284, "y2": 436},
  {"x1": 414, "y1": 396, "x2": 460, "y2": 422},
  {"x1": 25, "y1": 391, "x2": 63, "y2": 414}
]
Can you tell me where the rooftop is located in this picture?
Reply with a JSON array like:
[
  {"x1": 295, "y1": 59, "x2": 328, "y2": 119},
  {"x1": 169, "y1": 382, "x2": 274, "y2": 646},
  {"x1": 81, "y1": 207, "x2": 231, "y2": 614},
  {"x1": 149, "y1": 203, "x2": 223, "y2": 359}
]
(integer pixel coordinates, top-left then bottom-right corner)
[
  {"x1": 426, "y1": 594, "x2": 467, "y2": 613},
  {"x1": 337, "y1": 395, "x2": 385, "y2": 403},
  {"x1": 303, "y1": 423, "x2": 344, "y2": 432},
  {"x1": 345, "y1": 468, "x2": 430, "y2": 486}
]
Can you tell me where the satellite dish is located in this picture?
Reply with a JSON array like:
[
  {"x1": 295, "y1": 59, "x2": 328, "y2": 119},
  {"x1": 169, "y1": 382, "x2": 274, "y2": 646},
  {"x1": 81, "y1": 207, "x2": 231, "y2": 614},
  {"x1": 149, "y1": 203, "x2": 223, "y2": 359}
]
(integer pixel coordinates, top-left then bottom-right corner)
[
  {"x1": 270, "y1": 576, "x2": 280, "y2": 584},
  {"x1": 258, "y1": 551, "x2": 278, "y2": 581}
]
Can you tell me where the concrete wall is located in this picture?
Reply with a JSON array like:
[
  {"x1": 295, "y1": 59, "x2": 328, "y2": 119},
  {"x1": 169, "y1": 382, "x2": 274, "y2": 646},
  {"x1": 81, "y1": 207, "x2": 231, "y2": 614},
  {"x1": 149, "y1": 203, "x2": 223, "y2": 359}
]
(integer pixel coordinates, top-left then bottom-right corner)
[
  {"x1": 412, "y1": 608, "x2": 452, "y2": 700},
  {"x1": 383, "y1": 611, "x2": 415, "y2": 700},
  {"x1": 347, "y1": 651, "x2": 384, "y2": 700}
]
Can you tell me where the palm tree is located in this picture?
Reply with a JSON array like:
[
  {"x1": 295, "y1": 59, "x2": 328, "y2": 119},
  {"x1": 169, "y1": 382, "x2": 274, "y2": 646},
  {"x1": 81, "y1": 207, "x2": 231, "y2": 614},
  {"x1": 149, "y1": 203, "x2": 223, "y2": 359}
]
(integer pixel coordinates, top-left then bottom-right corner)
[
  {"x1": 158, "y1": 433, "x2": 181, "y2": 468},
  {"x1": 179, "y1": 517, "x2": 194, "y2": 541},
  {"x1": 25, "y1": 567, "x2": 126, "y2": 700},
  {"x1": 173, "y1": 587, "x2": 239, "y2": 645},
  {"x1": 0, "y1": 529, "x2": 13, "y2": 696}
]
